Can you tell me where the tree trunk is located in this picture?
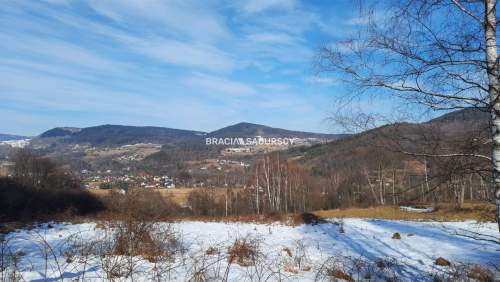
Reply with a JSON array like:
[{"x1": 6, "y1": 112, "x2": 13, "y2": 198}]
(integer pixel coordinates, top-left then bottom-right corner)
[
  {"x1": 484, "y1": 0, "x2": 500, "y2": 232},
  {"x1": 392, "y1": 168, "x2": 396, "y2": 205},
  {"x1": 364, "y1": 169, "x2": 380, "y2": 205},
  {"x1": 424, "y1": 157, "x2": 430, "y2": 203},
  {"x1": 469, "y1": 174, "x2": 474, "y2": 201},
  {"x1": 378, "y1": 164, "x2": 385, "y2": 205},
  {"x1": 255, "y1": 165, "x2": 260, "y2": 214},
  {"x1": 460, "y1": 180, "x2": 465, "y2": 209}
]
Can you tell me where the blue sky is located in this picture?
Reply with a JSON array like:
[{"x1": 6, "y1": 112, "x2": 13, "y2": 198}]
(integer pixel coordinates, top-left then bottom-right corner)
[{"x1": 0, "y1": 0, "x2": 371, "y2": 136}]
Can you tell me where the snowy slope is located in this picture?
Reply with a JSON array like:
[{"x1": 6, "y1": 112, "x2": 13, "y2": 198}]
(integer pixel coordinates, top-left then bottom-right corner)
[
  {"x1": 0, "y1": 139, "x2": 30, "y2": 148},
  {"x1": 1, "y1": 219, "x2": 498, "y2": 281}
]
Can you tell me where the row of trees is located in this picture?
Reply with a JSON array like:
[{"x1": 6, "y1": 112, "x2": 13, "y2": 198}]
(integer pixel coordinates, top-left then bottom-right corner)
[
  {"x1": 12, "y1": 148, "x2": 80, "y2": 190},
  {"x1": 1, "y1": 149, "x2": 103, "y2": 221},
  {"x1": 186, "y1": 141, "x2": 495, "y2": 218}
]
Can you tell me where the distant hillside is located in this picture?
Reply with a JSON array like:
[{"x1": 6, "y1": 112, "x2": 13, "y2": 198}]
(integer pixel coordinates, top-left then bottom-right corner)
[
  {"x1": 39, "y1": 127, "x2": 81, "y2": 138},
  {"x1": 292, "y1": 108, "x2": 490, "y2": 175},
  {"x1": 37, "y1": 125, "x2": 206, "y2": 146},
  {"x1": 208, "y1": 122, "x2": 343, "y2": 139},
  {"x1": 0, "y1": 133, "x2": 29, "y2": 141},
  {"x1": 36, "y1": 123, "x2": 343, "y2": 147},
  {"x1": 426, "y1": 108, "x2": 489, "y2": 124},
  {"x1": 33, "y1": 110, "x2": 487, "y2": 150}
]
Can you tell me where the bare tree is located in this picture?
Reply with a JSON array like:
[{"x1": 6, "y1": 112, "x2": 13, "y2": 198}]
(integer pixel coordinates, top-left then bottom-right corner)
[
  {"x1": 317, "y1": 0, "x2": 500, "y2": 231},
  {"x1": 12, "y1": 148, "x2": 80, "y2": 191}
]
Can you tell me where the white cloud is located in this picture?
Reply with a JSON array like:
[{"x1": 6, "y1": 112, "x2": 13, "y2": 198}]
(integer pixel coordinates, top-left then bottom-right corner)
[
  {"x1": 305, "y1": 76, "x2": 337, "y2": 85},
  {"x1": 258, "y1": 83, "x2": 290, "y2": 92},
  {"x1": 346, "y1": 16, "x2": 370, "y2": 26},
  {"x1": 41, "y1": 0, "x2": 71, "y2": 6},
  {"x1": 129, "y1": 38, "x2": 235, "y2": 72},
  {"x1": 182, "y1": 72, "x2": 255, "y2": 95},
  {"x1": 0, "y1": 33, "x2": 124, "y2": 73},
  {"x1": 240, "y1": 0, "x2": 296, "y2": 14},
  {"x1": 238, "y1": 39, "x2": 312, "y2": 65},
  {"x1": 88, "y1": 0, "x2": 229, "y2": 43},
  {"x1": 247, "y1": 32, "x2": 295, "y2": 44},
  {"x1": 245, "y1": 9, "x2": 321, "y2": 35}
]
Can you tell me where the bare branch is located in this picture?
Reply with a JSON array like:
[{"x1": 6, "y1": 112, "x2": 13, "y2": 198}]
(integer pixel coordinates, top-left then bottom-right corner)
[{"x1": 450, "y1": 0, "x2": 482, "y2": 23}]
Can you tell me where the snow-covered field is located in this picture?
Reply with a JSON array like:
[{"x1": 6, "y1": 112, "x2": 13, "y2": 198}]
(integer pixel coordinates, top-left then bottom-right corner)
[{"x1": 1, "y1": 219, "x2": 498, "y2": 281}]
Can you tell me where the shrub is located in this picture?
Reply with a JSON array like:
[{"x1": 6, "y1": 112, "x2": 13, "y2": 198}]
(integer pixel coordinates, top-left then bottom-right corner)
[
  {"x1": 227, "y1": 237, "x2": 259, "y2": 267},
  {"x1": 467, "y1": 265, "x2": 494, "y2": 282},
  {"x1": 435, "y1": 257, "x2": 451, "y2": 266},
  {"x1": 326, "y1": 268, "x2": 355, "y2": 282},
  {"x1": 432, "y1": 263, "x2": 495, "y2": 282},
  {"x1": 101, "y1": 188, "x2": 179, "y2": 220},
  {"x1": 205, "y1": 246, "x2": 219, "y2": 256}
]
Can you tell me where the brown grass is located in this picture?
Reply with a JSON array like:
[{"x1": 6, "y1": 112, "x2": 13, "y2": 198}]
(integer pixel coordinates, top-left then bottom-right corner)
[
  {"x1": 326, "y1": 268, "x2": 354, "y2": 282},
  {"x1": 227, "y1": 238, "x2": 258, "y2": 267},
  {"x1": 314, "y1": 202, "x2": 495, "y2": 222},
  {"x1": 163, "y1": 213, "x2": 298, "y2": 225},
  {"x1": 467, "y1": 265, "x2": 495, "y2": 282},
  {"x1": 282, "y1": 247, "x2": 292, "y2": 257},
  {"x1": 283, "y1": 263, "x2": 299, "y2": 274},
  {"x1": 205, "y1": 246, "x2": 219, "y2": 256},
  {"x1": 89, "y1": 187, "x2": 242, "y2": 206},
  {"x1": 45, "y1": 202, "x2": 494, "y2": 227},
  {"x1": 435, "y1": 257, "x2": 451, "y2": 266}
]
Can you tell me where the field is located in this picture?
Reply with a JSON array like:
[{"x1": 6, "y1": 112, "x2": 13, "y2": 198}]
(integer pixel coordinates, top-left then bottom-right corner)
[
  {"x1": 314, "y1": 202, "x2": 496, "y2": 222},
  {"x1": 89, "y1": 187, "x2": 242, "y2": 206},
  {"x1": 1, "y1": 219, "x2": 498, "y2": 281}
]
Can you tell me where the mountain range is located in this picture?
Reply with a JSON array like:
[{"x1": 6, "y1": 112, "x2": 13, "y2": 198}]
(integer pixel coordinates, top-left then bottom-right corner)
[
  {"x1": 1, "y1": 109, "x2": 489, "y2": 150},
  {"x1": 26, "y1": 122, "x2": 344, "y2": 147},
  {"x1": 0, "y1": 133, "x2": 29, "y2": 142}
]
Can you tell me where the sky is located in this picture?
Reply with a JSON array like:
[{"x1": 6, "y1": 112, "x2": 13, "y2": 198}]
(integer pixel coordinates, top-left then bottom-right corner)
[{"x1": 0, "y1": 0, "x2": 369, "y2": 136}]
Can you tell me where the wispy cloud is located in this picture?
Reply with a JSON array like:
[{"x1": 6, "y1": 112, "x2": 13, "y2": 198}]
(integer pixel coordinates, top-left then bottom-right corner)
[
  {"x1": 246, "y1": 32, "x2": 296, "y2": 44},
  {"x1": 305, "y1": 76, "x2": 337, "y2": 85},
  {"x1": 239, "y1": 0, "x2": 297, "y2": 14},
  {"x1": 88, "y1": 0, "x2": 229, "y2": 42},
  {"x1": 182, "y1": 73, "x2": 256, "y2": 95},
  {"x1": 0, "y1": 34, "x2": 124, "y2": 73},
  {"x1": 0, "y1": 0, "x2": 357, "y2": 135},
  {"x1": 129, "y1": 38, "x2": 235, "y2": 72}
]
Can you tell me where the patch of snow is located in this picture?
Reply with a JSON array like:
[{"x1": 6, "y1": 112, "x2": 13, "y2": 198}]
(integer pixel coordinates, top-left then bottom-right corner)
[
  {"x1": 400, "y1": 206, "x2": 435, "y2": 213},
  {"x1": 120, "y1": 143, "x2": 161, "y2": 148},
  {"x1": 0, "y1": 139, "x2": 30, "y2": 148}
]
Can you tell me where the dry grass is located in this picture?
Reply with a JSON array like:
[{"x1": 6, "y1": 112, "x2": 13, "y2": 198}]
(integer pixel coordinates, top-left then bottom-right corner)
[
  {"x1": 467, "y1": 265, "x2": 495, "y2": 282},
  {"x1": 314, "y1": 202, "x2": 495, "y2": 222},
  {"x1": 227, "y1": 238, "x2": 259, "y2": 267},
  {"x1": 435, "y1": 257, "x2": 451, "y2": 266},
  {"x1": 433, "y1": 264, "x2": 496, "y2": 282},
  {"x1": 326, "y1": 268, "x2": 354, "y2": 282},
  {"x1": 89, "y1": 187, "x2": 242, "y2": 206}
]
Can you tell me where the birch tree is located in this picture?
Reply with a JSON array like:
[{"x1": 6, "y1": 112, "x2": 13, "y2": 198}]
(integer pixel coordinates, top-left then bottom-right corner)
[{"x1": 317, "y1": 0, "x2": 500, "y2": 231}]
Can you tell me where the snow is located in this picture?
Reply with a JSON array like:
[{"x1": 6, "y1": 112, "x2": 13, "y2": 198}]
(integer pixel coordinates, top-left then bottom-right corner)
[
  {"x1": 1, "y1": 219, "x2": 498, "y2": 281},
  {"x1": 0, "y1": 139, "x2": 30, "y2": 148},
  {"x1": 399, "y1": 206, "x2": 435, "y2": 213}
]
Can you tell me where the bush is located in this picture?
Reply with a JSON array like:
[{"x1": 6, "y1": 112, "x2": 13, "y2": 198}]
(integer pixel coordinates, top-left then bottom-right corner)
[
  {"x1": 101, "y1": 188, "x2": 180, "y2": 220},
  {"x1": 0, "y1": 177, "x2": 104, "y2": 221},
  {"x1": 227, "y1": 237, "x2": 259, "y2": 267}
]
